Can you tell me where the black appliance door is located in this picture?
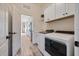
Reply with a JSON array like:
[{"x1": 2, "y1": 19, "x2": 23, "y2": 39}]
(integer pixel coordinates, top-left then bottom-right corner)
[{"x1": 45, "y1": 37, "x2": 67, "y2": 56}]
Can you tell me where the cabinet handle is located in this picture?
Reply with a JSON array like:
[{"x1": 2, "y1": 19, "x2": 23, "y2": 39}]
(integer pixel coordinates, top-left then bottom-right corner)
[
  {"x1": 63, "y1": 14, "x2": 65, "y2": 15},
  {"x1": 65, "y1": 13, "x2": 68, "y2": 14},
  {"x1": 75, "y1": 41, "x2": 79, "y2": 47},
  {"x1": 63, "y1": 13, "x2": 68, "y2": 16},
  {"x1": 9, "y1": 32, "x2": 17, "y2": 35}
]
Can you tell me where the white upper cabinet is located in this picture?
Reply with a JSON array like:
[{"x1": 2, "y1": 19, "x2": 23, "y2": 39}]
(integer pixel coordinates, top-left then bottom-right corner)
[
  {"x1": 44, "y1": 3, "x2": 75, "y2": 22},
  {"x1": 44, "y1": 6, "x2": 49, "y2": 22},
  {"x1": 44, "y1": 4, "x2": 55, "y2": 22},
  {"x1": 49, "y1": 4, "x2": 56, "y2": 21},
  {"x1": 56, "y1": 3, "x2": 75, "y2": 19},
  {"x1": 65, "y1": 3, "x2": 75, "y2": 16},
  {"x1": 56, "y1": 3, "x2": 66, "y2": 19}
]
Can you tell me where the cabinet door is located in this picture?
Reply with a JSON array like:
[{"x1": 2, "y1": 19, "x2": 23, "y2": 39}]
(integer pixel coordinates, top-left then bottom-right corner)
[
  {"x1": 32, "y1": 32, "x2": 38, "y2": 44},
  {"x1": 49, "y1": 4, "x2": 56, "y2": 21},
  {"x1": 44, "y1": 7, "x2": 50, "y2": 22},
  {"x1": 66, "y1": 3, "x2": 75, "y2": 16},
  {"x1": 44, "y1": 4, "x2": 55, "y2": 22},
  {"x1": 56, "y1": 3, "x2": 66, "y2": 19},
  {"x1": 37, "y1": 33, "x2": 45, "y2": 54}
]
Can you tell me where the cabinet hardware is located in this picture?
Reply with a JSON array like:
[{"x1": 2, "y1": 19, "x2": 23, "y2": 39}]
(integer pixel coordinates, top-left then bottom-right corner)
[
  {"x1": 9, "y1": 32, "x2": 16, "y2": 34},
  {"x1": 63, "y1": 14, "x2": 65, "y2": 15},
  {"x1": 6, "y1": 36, "x2": 10, "y2": 39},
  {"x1": 65, "y1": 13, "x2": 68, "y2": 14},
  {"x1": 75, "y1": 41, "x2": 79, "y2": 47}
]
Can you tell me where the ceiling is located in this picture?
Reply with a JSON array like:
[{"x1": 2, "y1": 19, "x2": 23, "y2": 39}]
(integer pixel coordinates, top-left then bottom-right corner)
[{"x1": 23, "y1": 3, "x2": 51, "y2": 8}]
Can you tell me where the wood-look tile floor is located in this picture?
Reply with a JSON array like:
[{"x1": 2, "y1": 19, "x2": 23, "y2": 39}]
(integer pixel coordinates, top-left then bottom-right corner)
[{"x1": 18, "y1": 35, "x2": 43, "y2": 56}]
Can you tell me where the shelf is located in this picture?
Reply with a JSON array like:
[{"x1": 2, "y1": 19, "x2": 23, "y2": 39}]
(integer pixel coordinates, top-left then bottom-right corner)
[{"x1": 45, "y1": 15, "x2": 74, "y2": 23}]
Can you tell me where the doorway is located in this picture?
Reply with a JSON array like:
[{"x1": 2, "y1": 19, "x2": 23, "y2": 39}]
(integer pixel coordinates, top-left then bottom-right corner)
[
  {"x1": 21, "y1": 15, "x2": 32, "y2": 40},
  {"x1": 21, "y1": 15, "x2": 33, "y2": 55}
]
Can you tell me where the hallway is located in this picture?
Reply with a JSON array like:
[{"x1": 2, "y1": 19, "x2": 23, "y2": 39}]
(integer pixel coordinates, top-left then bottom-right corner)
[{"x1": 20, "y1": 35, "x2": 43, "y2": 56}]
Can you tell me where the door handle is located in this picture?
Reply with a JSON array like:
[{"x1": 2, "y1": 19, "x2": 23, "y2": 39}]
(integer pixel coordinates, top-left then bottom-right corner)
[
  {"x1": 9, "y1": 32, "x2": 16, "y2": 34},
  {"x1": 6, "y1": 36, "x2": 10, "y2": 39},
  {"x1": 75, "y1": 41, "x2": 79, "y2": 47},
  {"x1": 13, "y1": 32, "x2": 16, "y2": 34}
]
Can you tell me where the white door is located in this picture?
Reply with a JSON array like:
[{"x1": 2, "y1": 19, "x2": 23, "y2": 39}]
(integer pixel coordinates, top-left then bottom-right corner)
[
  {"x1": 12, "y1": 7, "x2": 21, "y2": 56},
  {"x1": 75, "y1": 4, "x2": 79, "y2": 56},
  {"x1": 0, "y1": 11, "x2": 9, "y2": 56}
]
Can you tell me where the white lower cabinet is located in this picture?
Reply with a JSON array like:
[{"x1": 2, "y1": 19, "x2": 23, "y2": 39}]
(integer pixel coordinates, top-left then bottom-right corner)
[
  {"x1": 32, "y1": 32, "x2": 38, "y2": 44},
  {"x1": 32, "y1": 32, "x2": 45, "y2": 49},
  {"x1": 38, "y1": 33, "x2": 51, "y2": 56},
  {"x1": 37, "y1": 33, "x2": 45, "y2": 54},
  {"x1": 33, "y1": 32, "x2": 51, "y2": 56}
]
